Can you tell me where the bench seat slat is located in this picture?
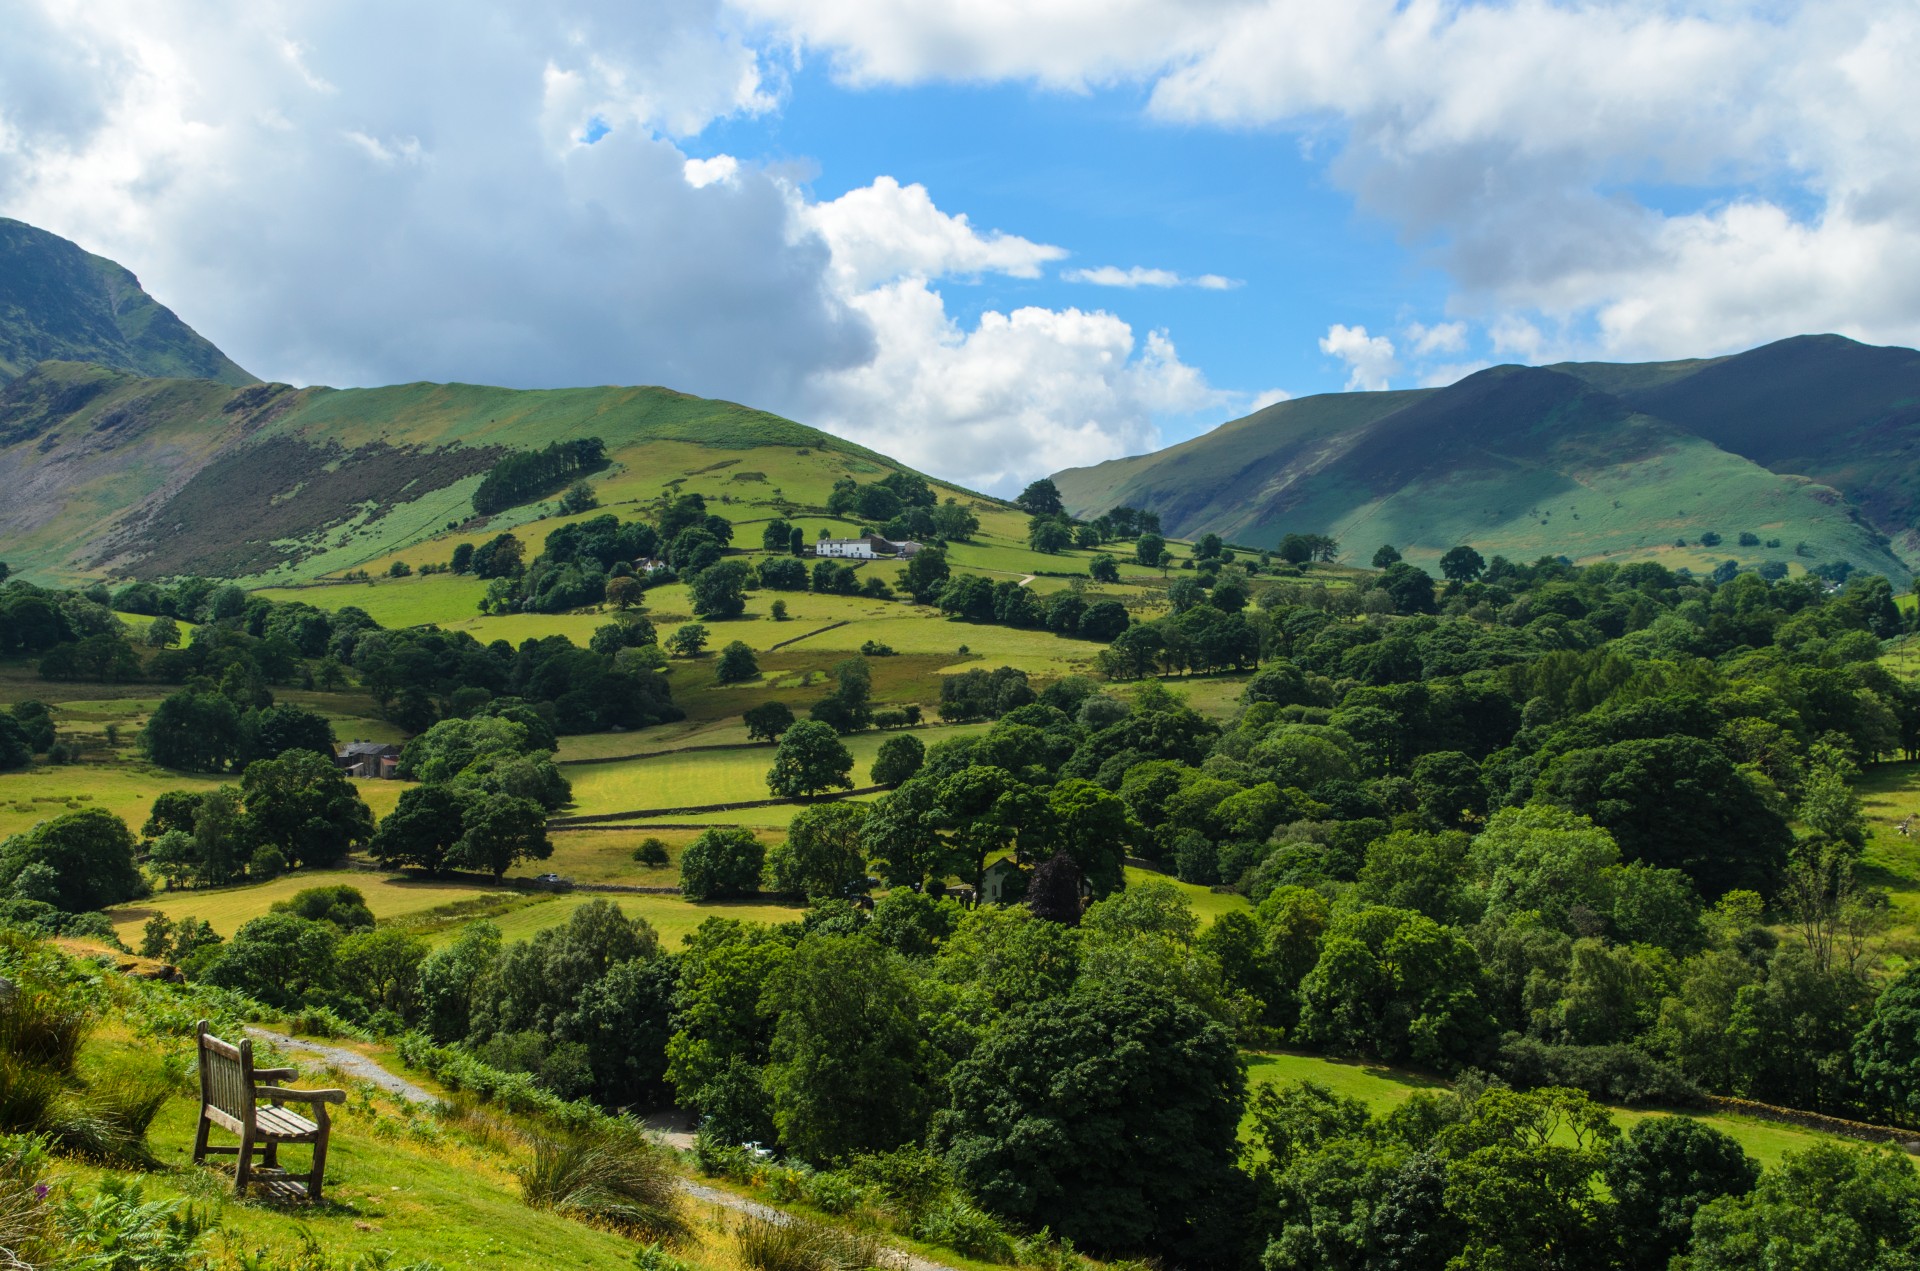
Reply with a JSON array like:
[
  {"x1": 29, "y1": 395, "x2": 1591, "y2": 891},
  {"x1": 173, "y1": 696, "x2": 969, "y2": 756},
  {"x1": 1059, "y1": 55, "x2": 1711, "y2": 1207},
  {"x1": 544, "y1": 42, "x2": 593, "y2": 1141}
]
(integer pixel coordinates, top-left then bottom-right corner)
[{"x1": 255, "y1": 1106, "x2": 320, "y2": 1138}]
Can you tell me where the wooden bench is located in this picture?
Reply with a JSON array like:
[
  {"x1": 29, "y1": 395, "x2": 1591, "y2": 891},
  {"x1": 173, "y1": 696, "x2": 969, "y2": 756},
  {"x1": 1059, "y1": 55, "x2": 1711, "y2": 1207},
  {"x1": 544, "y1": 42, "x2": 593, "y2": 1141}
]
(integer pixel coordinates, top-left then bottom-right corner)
[{"x1": 191, "y1": 1020, "x2": 346, "y2": 1202}]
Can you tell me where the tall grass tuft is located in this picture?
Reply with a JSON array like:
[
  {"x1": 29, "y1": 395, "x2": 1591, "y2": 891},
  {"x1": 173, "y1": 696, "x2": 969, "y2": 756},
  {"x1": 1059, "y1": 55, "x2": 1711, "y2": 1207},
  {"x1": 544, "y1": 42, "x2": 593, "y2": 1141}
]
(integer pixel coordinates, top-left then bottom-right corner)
[
  {"x1": 0, "y1": 1135, "x2": 53, "y2": 1268},
  {"x1": 0, "y1": 983, "x2": 88, "y2": 1077},
  {"x1": 516, "y1": 1118, "x2": 689, "y2": 1242},
  {"x1": 734, "y1": 1215, "x2": 882, "y2": 1271}
]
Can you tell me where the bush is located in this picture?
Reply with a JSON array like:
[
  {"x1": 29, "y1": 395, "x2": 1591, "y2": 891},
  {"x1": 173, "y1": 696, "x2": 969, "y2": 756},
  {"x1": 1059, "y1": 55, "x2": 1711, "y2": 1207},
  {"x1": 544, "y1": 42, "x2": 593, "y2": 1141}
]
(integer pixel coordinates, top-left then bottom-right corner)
[
  {"x1": 1494, "y1": 1035, "x2": 1700, "y2": 1107},
  {"x1": 735, "y1": 1214, "x2": 881, "y2": 1271},
  {"x1": 632, "y1": 837, "x2": 671, "y2": 867},
  {"x1": 517, "y1": 1118, "x2": 689, "y2": 1241},
  {"x1": 912, "y1": 1196, "x2": 1018, "y2": 1263},
  {"x1": 680, "y1": 829, "x2": 764, "y2": 900}
]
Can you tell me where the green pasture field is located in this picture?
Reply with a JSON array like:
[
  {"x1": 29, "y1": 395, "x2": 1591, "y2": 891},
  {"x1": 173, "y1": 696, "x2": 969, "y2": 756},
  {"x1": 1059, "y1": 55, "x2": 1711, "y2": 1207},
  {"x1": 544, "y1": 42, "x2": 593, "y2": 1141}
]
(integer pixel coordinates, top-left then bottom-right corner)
[
  {"x1": 1847, "y1": 761, "x2": 1920, "y2": 962},
  {"x1": 1243, "y1": 1051, "x2": 1860, "y2": 1170},
  {"x1": 105, "y1": 868, "x2": 505, "y2": 945},
  {"x1": 256, "y1": 574, "x2": 489, "y2": 627},
  {"x1": 602, "y1": 794, "x2": 886, "y2": 831},
  {"x1": 564, "y1": 723, "x2": 993, "y2": 816},
  {"x1": 479, "y1": 890, "x2": 807, "y2": 948}
]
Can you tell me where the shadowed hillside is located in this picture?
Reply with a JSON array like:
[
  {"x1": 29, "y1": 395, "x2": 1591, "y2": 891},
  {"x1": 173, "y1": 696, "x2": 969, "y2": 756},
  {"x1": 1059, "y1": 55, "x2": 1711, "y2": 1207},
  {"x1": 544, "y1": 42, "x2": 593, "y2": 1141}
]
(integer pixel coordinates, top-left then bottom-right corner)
[
  {"x1": 0, "y1": 218, "x2": 254, "y2": 386},
  {"x1": 1057, "y1": 337, "x2": 1920, "y2": 580},
  {"x1": 0, "y1": 362, "x2": 927, "y2": 583}
]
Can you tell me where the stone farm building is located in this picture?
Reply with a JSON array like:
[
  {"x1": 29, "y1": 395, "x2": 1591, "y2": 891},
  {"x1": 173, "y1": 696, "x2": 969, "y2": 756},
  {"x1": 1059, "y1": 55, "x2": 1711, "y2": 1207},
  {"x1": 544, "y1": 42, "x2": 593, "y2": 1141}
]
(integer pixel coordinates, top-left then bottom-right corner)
[
  {"x1": 813, "y1": 536, "x2": 922, "y2": 560},
  {"x1": 335, "y1": 742, "x2": 401, "y2": 779}
]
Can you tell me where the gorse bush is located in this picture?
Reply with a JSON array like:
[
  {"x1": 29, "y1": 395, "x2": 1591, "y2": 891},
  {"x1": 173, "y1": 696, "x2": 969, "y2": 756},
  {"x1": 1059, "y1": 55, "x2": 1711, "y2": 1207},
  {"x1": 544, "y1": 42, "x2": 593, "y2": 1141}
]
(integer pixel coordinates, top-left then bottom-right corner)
[
  {"x1": 734, "y1": 1214, "x2": 882, "y2": 1271},
  {"x1": 516, "y1": 1118, "x2": 689, "y2": 1242}
]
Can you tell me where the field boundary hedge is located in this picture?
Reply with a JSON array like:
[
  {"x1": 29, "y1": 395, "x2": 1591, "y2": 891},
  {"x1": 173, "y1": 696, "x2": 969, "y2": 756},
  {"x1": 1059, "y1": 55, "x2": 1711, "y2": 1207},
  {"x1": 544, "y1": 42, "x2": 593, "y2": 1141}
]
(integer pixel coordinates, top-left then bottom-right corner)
[
  {"x1": 1700, "y1": 1094, "x2": 1920, "y2": 1149},
  {"x1": 549, "y1": 784, "x2": 888, "y2": 826},
  {"x1": 766, "y1": 620, "x2": 851, "y2": 651}
]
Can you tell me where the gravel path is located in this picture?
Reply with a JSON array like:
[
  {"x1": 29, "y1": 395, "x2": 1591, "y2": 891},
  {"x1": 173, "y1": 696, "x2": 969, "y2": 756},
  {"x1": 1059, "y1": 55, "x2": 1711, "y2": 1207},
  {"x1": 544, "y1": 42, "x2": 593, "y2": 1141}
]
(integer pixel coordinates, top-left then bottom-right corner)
[
  {"x1": 242, "y1": 1031, "x2": 958, "y2": 1271},
  {"x1": 244, "y1": 1027, "x2": 436, "y2": 1105}
]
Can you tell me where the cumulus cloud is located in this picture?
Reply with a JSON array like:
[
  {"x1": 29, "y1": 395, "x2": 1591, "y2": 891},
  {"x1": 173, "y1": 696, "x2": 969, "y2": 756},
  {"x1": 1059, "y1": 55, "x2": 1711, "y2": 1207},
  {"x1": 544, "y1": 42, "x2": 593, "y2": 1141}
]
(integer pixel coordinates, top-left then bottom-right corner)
[
  {"x1": 0, "y1": 2, "x2": 1224, "y2": 493},
  {"x1": 794, "y1": 178, "x2": 1221, "y2": 487},
  {"x1": 1063, "y1": 265, "x2": 1239, "y2": 290},
  {"x1": 0, "y1": 0, "x2": 867, "y2": 405},
  {"x1": 1319, "y1": 323, "x2": 1398, "y2": 391},
  {"x1": 1407, "y1": 320, "x2": 1467, "y2": 357},
  {"x1": 799, "y1": 175, "x2": 1066, "y2": 292},
  {"x1": 741, "y1": 0, "x2": 1920, "y2": 362}
]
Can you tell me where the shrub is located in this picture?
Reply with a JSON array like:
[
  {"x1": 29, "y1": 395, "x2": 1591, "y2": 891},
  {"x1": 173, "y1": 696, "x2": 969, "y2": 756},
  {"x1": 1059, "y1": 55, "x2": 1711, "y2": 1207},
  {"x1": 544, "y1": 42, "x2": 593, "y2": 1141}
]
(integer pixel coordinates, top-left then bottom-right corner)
[
  {"x1": 633, "y1": 837, "x2": 672, "y2": 867},
  {"x1": 517, "y1": 1118, "x2": 689, "y2": 1241},
  {"x1": 735, "y1": 1215, "x2": 881, "y2": 1271},
  {"x1": 912, "y1": 1196, "x2": 1018, "y2": 1263},
  {"x1": 680, "y1": 829, "x2": 764, "y2": 901}
]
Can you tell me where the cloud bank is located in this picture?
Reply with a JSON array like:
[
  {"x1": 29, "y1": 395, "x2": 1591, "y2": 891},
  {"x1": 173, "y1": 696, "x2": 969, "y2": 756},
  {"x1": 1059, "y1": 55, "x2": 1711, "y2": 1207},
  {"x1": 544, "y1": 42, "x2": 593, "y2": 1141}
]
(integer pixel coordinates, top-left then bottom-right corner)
[
  {"x1": 743, "y1": 0, "x2": 1920, "y2": 364},
  {"x1": 0, "y1": 1, "x2": 1218, "y2": 492}
]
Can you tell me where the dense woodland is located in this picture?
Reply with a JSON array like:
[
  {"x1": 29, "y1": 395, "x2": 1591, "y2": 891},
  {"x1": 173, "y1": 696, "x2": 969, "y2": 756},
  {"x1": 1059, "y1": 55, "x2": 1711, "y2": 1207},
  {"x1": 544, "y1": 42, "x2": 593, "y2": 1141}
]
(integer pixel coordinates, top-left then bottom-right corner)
[{"x1": 10, "y1": 509, "x2": 1920, "y2": 1265}]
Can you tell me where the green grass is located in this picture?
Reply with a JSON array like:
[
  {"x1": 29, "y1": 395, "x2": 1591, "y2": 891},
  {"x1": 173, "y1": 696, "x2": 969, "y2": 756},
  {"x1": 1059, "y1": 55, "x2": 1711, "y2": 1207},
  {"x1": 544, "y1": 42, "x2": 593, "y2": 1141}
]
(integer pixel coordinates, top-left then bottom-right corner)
[
  {"x1": 106, "y1": 868, "x2": 512, "y2": 945},
  {"x1": 59, "y1": 1026, "x2": 727, "y2": 1269},
  {"x1": 1124, "y1": 867, "x2": 1251, "y2": 925},
  {"x1": 0, "y1": 763, "x2": 231, "y2": 840},
  {"x1": 565, "y1": 724, "x2": 991, "y2": 816},
  {"x1": 1243, "y1": 1050, "x2": 1860, "y2": 1169}
]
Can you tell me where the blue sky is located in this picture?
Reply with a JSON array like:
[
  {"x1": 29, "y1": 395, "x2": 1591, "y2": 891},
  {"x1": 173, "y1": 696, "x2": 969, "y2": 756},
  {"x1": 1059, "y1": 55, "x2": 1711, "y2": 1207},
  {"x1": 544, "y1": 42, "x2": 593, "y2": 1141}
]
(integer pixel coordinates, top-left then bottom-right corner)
[
  {"x1": 697, "y1": 63, "x2": 1449, "y2": 411},
  {"x1": 4, "y1": 2, "x2": 1916, "y2": 492}
]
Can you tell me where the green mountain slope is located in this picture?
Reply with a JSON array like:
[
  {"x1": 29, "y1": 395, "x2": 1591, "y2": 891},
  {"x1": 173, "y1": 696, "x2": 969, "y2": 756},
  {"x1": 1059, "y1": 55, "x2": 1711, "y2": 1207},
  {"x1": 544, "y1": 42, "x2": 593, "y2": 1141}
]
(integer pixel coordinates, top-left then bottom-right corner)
[
  {"x1": 0, "y1": 360, "x2": 940, "y2": 583},
  {"x1": 0, "y1": 218, "x2": 254, "y2": 386},
  {"x1": 1056, "y1": 339, "x2": 1920, "y2": 581}
]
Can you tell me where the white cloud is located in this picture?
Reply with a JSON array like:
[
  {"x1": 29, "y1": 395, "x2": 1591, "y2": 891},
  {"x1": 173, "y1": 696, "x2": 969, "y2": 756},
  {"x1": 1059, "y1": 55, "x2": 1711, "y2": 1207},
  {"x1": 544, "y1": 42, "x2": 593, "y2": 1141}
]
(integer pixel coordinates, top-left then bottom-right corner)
[
  {"x1": 1247, "y1": 387, "x2": 1292, "y2": 412},
  {"x1": 1319, "y1": 323, "x2": 1397, "y2": 391},
  {"x1": 739, "y1": 1, "x2": 1920, "y2": 363},
  {"x1": 1063, "y1": 265, "x2": 1240, "y2": 290},
  {"x1": 794, "y1": 179, "x2": 1221, "y2": 488},
  {"x1": 0, "y1": 5, "x2": 1216, "y2": 495},
  {"x1": 1407, "y1": 320, "x2": 1466, "y2": 356},
  {"x1": 799, "y1": 175, "x2": 1066, "y2": 292},
  {"x1": 682, "y1": 153, "x2": 740, "y2": 187},
  {"x1": 798, "y1": 278, "x2": 1219, "y2": 488},
  {"x1": 0, "y1": 0, "x2": 865, "y2": 406}
]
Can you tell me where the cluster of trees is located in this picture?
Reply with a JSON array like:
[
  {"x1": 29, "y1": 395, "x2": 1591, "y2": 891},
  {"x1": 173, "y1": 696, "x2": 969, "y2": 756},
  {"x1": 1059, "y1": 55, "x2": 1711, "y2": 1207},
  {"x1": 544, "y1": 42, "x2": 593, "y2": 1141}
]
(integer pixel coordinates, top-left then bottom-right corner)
[
  {"x1": 143, "y1": 749, "x2": 376, "y2": 886},
  {"x1": 470, "y1": 436, "x2": 608, "y2": 515},
  {"x1": 346, "y1": 620, "x2": 681, "y2": 736},
  {"x1": 934, "y1": 574, "x2": 1130, "y2": 642},
  {"x1": 370, "y1": 715, "x2": 567, "y2": 878}
]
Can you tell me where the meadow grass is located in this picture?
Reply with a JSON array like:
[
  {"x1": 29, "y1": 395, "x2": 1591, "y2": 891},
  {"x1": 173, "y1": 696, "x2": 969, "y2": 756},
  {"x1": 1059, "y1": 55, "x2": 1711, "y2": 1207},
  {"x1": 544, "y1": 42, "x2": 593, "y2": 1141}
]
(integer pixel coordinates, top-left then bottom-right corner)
[
  {"x1": 106, "y1": 868, "x2": 510, "y2": 945},
  {"x1": 0, "y1": 762, "x2": 230, "y2": 840},
  {"x1": 479, "y1": 890, "x2": 806, "y2": 947},
  {"x1": 1242, "y1": 1050, "x2": 1859, "y2": 1170},
  {"x1": 564, "y1": 724, "x2": 991, "y2": 816},
  {"x1": 64, "y1": 1032, "x2": 663, "y2": 1269}
]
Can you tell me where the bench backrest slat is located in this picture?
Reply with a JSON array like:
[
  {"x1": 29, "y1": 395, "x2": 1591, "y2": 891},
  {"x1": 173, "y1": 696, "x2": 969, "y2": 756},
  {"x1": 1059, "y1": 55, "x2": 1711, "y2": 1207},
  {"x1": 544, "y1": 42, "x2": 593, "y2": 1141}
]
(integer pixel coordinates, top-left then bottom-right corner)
[{"x1": 196, "y1": 1020, "x2": 256, "y2": 1124}]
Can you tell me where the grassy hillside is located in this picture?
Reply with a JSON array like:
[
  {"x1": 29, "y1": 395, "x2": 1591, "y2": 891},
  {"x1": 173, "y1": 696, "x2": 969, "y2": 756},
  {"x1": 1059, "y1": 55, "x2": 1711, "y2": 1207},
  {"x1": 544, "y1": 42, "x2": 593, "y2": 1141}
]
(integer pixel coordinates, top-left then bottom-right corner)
[
  {"x1": 1056, "y1": 340, "x2": 1920, "y2": 581},
  {"x1": 0, "y1": 218, "x2": 253, "y2": 385},
  {"x1": 0, "y1": 362, "x2": 1002, "y2": 585}
]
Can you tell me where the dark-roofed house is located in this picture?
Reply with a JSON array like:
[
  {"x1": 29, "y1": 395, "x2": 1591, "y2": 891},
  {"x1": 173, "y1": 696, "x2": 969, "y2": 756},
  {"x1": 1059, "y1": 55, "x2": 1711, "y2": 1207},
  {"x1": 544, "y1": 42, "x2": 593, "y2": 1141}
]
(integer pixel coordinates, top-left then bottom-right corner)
[{"x1": 335, "y1": 742, "x2": 401, "y2": 779}]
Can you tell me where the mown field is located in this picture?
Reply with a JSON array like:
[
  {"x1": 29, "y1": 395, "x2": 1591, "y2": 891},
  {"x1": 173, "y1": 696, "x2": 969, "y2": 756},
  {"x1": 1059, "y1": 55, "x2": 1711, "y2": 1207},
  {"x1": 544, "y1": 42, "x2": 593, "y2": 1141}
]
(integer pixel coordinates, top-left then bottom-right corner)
[
  {"x1": 563, "y1": 724, "x2": 992, "y2": 816},
  {"x1": 1245, "y1": 1051, "x2": 1850, "y2": 1169}
]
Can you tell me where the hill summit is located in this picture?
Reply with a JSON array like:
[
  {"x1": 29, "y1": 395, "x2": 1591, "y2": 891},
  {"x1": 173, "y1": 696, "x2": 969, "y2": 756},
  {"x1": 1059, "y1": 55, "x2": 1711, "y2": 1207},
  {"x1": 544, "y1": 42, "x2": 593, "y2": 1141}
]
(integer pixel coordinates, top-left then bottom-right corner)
[
  {"x1": 0, "y1": 217, "x2": 254, "y2": 386},
  {"x1": 1053, "y1": 336, "x2": 1920, "y2": 581}
]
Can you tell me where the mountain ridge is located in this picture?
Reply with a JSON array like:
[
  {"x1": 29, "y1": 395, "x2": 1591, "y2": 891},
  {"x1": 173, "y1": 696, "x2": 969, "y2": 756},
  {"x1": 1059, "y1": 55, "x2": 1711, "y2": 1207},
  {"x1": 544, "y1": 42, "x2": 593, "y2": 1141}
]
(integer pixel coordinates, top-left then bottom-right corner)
[
  {"x1": 1055, "y1": 335, "x2": 1919, "y2": 581},
  {"x1": 0, "y1": 218, "x2": 254, "y2": 387}
]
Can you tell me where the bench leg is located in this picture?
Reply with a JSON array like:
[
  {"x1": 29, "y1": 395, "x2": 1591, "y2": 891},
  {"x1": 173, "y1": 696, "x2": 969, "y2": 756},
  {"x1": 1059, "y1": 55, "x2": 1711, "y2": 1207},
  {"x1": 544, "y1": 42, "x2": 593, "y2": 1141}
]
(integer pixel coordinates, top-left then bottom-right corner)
[
  {"x1": 191, "y1": 1112, "x2": 211, "y2": 1166},
  {"x1": 309, "y1": 1109, "x2": 331, "y2": 1204},
  {"x1": 234, "y1": 1125, "x2": 254, "y2": 1194}
]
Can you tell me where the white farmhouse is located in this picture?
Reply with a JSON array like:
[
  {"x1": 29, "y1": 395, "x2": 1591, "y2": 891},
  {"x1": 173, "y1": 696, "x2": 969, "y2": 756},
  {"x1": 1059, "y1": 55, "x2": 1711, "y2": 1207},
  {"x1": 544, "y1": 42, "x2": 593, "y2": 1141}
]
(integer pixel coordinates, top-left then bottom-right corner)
[{"x1": 814, "y1": 536, "x2": 921, "y2": 560}]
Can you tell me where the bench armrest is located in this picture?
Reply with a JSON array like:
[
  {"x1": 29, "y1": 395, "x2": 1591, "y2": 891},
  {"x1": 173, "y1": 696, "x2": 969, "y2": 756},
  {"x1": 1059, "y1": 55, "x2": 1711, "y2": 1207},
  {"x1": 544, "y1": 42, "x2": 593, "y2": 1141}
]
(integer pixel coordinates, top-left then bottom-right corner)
[
  {"x1": 253, "y1": 1067, "x2": 299, "y2": 1081},
  {"x1": 255, "y1": 1085, "x2": 347, "y2": 1105}
]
